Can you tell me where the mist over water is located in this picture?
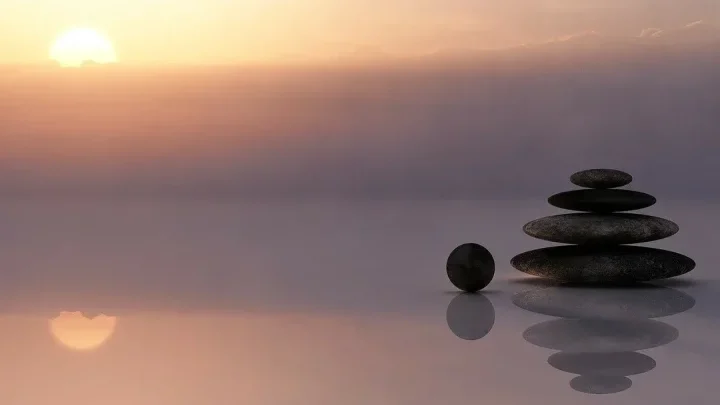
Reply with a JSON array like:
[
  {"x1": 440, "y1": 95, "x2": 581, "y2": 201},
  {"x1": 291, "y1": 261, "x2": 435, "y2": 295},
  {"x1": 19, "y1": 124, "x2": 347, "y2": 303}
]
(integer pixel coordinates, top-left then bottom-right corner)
[
  {"x1": 0, "y1": 199, "x2": 713, "y2": 313},
  {"x1": 2, "y1": 41, "x2": 720, "y2": 199}
]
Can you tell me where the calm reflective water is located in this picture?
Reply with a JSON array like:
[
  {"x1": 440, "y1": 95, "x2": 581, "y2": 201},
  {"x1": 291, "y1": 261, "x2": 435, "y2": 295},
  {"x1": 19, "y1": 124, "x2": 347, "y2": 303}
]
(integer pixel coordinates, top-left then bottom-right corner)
[{"x1": 0, "y1": 199, "x2": 717, "y2": 404}]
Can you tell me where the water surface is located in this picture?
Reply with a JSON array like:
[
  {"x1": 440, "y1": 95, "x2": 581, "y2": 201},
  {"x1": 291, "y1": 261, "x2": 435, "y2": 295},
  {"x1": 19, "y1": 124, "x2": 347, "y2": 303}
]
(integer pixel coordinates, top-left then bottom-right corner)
[{"x1": 0, "y1": 199, "x2": 717, "y2": 404}]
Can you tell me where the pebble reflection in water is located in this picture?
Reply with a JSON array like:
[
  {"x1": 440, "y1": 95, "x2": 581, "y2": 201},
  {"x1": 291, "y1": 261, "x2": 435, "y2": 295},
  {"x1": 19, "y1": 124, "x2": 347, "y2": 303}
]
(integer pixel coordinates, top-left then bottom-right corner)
[
  {"x1": 445, "y1": 293, "x2": 495, "y2": 341},
  {"x1": 513, "y1": 284, "x2": 695, "y2": 394}
]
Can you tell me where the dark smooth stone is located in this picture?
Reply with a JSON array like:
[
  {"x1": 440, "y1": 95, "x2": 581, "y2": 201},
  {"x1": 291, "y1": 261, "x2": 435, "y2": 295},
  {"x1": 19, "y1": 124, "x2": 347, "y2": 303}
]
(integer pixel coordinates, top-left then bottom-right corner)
[
  {"x1": 446, "y1": 293, "x2": 495, "y2": 340},
  {"x1": 512, "y1": 285, "x2": 695, "y2": 319},
  {"x1": 446, "y1": 243, "x2": 495, "y2": 293},
  {"x1": 523, "y1": 213, "x2": 678, "y2": 245},
  {"x1": 523, "y1": 318, "x2": 679, "y2": 352},
  {"x1": 510, "y1": 245, "x2": 696, "y2": 284},
  {"x1": 570, "y1": 375, "x2": 632, "y2": 394},
  {"x1": 549, "y1": 352, "x2": 656, "y2": 377},
  {"x1": 570, "y1": 169, "x2": 633, "y2": 189},
  {"x1": 548, "y1": 189, "x2": 656, "y2": 213}
]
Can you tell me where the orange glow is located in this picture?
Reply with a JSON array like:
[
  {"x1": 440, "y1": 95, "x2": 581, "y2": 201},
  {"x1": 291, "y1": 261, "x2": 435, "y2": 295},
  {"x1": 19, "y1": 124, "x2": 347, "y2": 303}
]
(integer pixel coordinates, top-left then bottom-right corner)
[
  {"x1": 49, "y1": 311, "x2": 118, "y2": 351},
  {"x1": 50, "y1": 28, "x2": 117, "y2": 67},
  {"x1": 0, "y1": 0, "x2": 504, "y2": 64}
]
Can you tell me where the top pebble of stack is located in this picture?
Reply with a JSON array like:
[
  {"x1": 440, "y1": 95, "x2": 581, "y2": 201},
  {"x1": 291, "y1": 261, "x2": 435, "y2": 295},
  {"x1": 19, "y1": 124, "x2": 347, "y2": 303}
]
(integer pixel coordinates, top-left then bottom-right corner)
[{"x1": 570, "y1": 169, "x2": 633, "y2": 189}]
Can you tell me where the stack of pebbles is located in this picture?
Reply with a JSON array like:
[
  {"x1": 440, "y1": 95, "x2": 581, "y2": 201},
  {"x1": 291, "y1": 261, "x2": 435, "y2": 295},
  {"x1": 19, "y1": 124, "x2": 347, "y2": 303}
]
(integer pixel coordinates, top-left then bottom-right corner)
[{"x1": 511, "y1": 169, "x2": 695, "y2": 284}]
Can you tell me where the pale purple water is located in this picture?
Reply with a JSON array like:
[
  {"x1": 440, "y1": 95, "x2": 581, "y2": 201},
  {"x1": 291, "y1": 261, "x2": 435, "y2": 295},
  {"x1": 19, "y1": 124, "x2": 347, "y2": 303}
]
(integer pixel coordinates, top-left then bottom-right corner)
[{"x1": 0, "y1": 199, "x2": 716, "y2": 404}]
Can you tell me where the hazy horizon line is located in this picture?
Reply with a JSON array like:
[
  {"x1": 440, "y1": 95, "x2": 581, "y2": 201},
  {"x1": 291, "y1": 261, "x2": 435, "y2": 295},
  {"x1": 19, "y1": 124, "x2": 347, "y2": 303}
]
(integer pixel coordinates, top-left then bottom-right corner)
[{"x1": 4, "y1": 31, "x2": 720, "y2": 70}]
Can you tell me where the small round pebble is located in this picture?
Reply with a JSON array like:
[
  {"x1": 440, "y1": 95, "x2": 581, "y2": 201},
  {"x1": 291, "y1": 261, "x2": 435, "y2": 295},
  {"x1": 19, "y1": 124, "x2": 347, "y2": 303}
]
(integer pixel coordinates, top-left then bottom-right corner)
[
  {"x1": 446, "y1": 243, "x2": 495, "y2": 292},
  {"x1": 446, "y1": 293, "x2": 496, "y2": 340}
]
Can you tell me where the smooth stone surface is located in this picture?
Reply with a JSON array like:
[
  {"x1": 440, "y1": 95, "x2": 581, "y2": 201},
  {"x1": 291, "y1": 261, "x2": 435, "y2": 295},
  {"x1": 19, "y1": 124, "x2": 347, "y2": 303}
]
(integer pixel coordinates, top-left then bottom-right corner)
[
  {"x1": 548, "y1": 352, "x2": 656, "y2": 376},
  {"x1": 513, "y1": 285, "x2": 695, "y2": 319},
  {"x1": 548, "y1": 189, "x2": 656, "y2": 213},
  {"x1": 523, "y1": 318, "x2": 679, "y2": 352},
  {"x1": 570, "y1": 169, "x2": 633, "y2": 189},
  {"x1": 446, "y1": 293, "x2": 495, "y2": 340},
  {"x1": 446, "y1": 243, "x2": 495, "y2": 293},
  {"x1": 570, "y1": 375, "x2": 633, "y2": 394},
  {"x1": 523, "y1": 213, "x2": 678, "y2": 245},
  {"x1": 511, "y1": 245, "x2": 696, "y2": 283}
]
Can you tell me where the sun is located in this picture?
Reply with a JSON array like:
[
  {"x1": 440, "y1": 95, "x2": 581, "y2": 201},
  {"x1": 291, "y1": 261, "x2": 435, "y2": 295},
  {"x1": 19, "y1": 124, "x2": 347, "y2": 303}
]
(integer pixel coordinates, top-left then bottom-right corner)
[
  {"x1": 50, "y1": 27, "x2": 118, "y2": 68},
  {"x1": 49, "y1": 311, "x2": 118, "y2": 351}
]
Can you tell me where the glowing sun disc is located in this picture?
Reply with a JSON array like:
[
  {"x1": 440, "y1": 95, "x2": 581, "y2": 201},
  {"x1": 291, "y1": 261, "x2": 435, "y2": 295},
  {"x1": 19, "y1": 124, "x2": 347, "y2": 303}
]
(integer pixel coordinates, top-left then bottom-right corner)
[
  {"x1": 49, "y1": 311, "x2": 118, "y2": 351},
  {"x1": 50, "y1": 28, "x2": 118, "y2": 67}
]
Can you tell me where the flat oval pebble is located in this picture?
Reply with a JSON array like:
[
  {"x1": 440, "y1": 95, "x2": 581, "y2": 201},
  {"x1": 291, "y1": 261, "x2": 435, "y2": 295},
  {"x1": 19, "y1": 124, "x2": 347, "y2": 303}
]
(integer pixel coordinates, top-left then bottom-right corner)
[
  {"x1": 570, "y1": 169, "x2": 633, "y2": 189},
  {"x1": 512, "y1": 285, "x2": 695, "y2": 319},
  {"x1": 548, "y1": 189, "x2": 657, "y2": 213},
  {"x1": 548, "y1": 351, "x2": 657, "y2": 376},
  {"x1": 569, "y1": 375, "x2": 632, "y2": 394},
  {"x1": 523, "y1": 318, "x2": 679, "y2": 352},
  {"x1": 523, "y1": 213, "x2": 678, "y2": 245},
  {"x1": 510, "y1": 245, "x2": 696, "y2": 284}
]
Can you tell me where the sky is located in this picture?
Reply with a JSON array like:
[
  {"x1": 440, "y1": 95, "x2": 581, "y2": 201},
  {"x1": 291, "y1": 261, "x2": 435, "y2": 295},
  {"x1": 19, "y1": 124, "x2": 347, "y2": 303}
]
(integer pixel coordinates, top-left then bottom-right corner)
[
  {"x1": 1, "y1": 1, "x2": 720, "y2": 198},
  {"x1": 1, "y1": 0, "x2": 719, "y2": 63},
  {"x1": 2, "y1": 39, "x2": 720, "y2": 198}
]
